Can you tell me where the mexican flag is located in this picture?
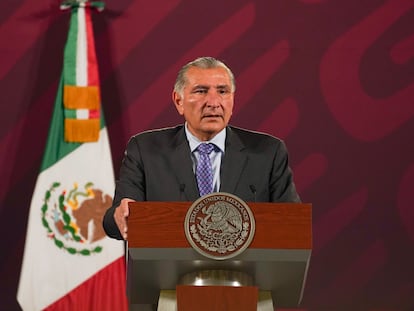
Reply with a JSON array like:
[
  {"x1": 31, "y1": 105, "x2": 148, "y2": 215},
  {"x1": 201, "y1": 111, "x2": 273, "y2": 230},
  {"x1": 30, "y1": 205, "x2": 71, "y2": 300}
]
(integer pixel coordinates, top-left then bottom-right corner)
[{"x1": 17, "y1": 2, "x2": 127, "y2": 310}]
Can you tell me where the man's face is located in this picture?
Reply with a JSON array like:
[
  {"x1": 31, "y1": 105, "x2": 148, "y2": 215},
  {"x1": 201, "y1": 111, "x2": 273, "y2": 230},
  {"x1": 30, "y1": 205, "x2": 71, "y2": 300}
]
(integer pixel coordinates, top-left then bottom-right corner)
[{"x1": 173, "y1": 66, "x2": 234, "y2": 141}]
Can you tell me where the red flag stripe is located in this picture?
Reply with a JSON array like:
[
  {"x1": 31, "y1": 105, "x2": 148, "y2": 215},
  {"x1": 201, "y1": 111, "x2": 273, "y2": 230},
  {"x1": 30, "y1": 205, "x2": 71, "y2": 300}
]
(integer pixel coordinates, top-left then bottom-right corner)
[
  {"x1": 43, "y1": 257, "x2": 128, "y2": 311},
  {"x1": 85, "y1": 7, "x2": 99, "y2": 87}
]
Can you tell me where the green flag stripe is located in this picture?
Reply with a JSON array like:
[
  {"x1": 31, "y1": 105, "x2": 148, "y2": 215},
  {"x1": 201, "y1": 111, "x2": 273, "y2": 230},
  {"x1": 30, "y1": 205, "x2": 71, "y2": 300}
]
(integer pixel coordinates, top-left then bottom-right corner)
[
  {"x1": 64, "y1": 109, "x2": 77, "y2": 119},
  {"x1": 64, "y1": 7, "x2": 78, "y2": 86}
]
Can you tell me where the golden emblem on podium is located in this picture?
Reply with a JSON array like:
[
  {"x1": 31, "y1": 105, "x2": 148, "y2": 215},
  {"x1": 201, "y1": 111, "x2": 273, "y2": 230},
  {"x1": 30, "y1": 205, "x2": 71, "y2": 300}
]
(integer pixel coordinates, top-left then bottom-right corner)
[{"x1": 184, "y1": 192, "x2": 255, "y2": 260}]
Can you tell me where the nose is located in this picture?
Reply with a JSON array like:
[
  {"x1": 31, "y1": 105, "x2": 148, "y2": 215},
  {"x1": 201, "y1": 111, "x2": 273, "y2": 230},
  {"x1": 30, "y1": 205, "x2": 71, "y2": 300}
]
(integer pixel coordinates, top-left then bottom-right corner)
[{"x1": 206, "y1": 90, "x2": 221, "y2": 108}]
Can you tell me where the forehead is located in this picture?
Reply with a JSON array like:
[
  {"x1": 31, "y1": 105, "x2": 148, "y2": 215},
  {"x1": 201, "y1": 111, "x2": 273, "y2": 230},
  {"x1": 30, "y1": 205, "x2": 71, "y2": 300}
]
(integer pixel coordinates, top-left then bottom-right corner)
[{"x1": 185, "y1": 66, "x2": 231, "y2": 88}]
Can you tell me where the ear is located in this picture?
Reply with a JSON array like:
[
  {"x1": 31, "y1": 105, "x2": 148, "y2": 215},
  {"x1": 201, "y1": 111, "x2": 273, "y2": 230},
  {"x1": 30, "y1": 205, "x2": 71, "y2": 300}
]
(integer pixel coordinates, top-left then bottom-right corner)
[{"x1": 172, "y1": 90, "x2": 184, "y2": 115}]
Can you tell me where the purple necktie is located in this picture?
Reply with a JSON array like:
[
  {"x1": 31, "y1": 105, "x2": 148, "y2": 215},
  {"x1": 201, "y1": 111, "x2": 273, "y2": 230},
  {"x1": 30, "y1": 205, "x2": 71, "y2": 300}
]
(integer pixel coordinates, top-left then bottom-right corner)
[{"x1": 196, "y1": 143, "x2": 215, "y2": 196}]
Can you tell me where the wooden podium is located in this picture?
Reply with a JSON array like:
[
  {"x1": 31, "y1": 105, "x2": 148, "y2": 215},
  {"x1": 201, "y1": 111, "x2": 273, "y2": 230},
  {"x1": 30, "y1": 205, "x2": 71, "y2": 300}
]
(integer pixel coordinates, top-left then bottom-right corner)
[{"x1": 126, "y1": 202, "x2": 312, "y2": 310}]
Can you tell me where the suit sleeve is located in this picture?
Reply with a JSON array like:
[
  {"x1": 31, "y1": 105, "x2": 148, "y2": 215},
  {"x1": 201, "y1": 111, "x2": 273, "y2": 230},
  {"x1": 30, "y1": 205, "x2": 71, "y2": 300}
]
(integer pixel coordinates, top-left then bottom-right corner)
[
  {"x1": 269, "y1": 140, "x2": 301, "y2": 203},
  {"x1": 103, "y1": 136, "x2": 146, "y2": 239}
]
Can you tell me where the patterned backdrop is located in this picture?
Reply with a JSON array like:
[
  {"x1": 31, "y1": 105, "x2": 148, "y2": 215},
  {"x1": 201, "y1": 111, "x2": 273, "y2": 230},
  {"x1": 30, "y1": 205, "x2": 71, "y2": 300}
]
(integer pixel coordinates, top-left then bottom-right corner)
[{"x1": 0, "y1": 0, "x2": 413, "y2": 310}]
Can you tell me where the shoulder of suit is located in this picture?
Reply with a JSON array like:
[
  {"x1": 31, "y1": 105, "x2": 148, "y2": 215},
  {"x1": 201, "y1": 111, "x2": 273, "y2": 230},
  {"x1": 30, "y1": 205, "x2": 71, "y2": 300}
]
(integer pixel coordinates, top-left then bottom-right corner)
[
  {"x1": 131, "y1": 124, "x2": 184, "y2": 139},
  {"x1": 228, "y1": 125, "x2": 283, "y2": 144}
]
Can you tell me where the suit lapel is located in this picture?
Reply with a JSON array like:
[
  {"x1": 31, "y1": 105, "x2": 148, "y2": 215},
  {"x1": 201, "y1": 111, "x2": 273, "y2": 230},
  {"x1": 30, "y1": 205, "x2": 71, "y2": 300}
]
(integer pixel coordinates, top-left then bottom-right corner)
[
  {"x1": 220, "y1": 127, "x2": 248, "y2": 194},
  {"x1": 169, "y1": 128, "x2": 200, "y2": 201}
]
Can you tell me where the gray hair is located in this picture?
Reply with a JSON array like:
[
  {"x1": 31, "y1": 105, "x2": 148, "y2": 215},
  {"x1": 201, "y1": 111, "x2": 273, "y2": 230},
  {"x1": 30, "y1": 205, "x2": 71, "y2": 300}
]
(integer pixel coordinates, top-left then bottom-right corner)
[{"x1": 173, "y1": 56, "x2": 236, "y2": 96}]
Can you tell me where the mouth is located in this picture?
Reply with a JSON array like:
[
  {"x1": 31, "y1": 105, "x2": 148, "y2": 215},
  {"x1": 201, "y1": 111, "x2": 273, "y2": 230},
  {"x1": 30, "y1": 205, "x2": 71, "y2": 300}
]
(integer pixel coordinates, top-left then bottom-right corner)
[{"x1": 202, "y1": 114, "x2": 223, "y2": 119}]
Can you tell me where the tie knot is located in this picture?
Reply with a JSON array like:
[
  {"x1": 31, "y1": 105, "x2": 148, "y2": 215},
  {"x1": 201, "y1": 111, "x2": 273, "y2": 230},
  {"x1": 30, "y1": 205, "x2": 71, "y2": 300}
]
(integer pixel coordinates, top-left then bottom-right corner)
[{"x1": 197, "y1": 143, "x2": 215, "y2": 155}]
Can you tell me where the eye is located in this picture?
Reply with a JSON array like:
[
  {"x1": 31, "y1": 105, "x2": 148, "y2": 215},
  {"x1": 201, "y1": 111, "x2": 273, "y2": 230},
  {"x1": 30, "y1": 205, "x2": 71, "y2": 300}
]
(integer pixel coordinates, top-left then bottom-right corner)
[
  {"x1": 217, "y1": 87, "x2": 230, "y2": 95},
  {"x1": 193, "y1": 87, "x2": 208, "y2": 94}
]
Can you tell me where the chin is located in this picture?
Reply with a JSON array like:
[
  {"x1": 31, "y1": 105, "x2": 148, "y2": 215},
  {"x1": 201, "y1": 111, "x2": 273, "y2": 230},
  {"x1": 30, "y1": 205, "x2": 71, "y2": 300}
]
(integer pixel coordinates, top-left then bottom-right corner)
[{"x1": 203, "y1": 121, "x2": 222, "y2": 128}]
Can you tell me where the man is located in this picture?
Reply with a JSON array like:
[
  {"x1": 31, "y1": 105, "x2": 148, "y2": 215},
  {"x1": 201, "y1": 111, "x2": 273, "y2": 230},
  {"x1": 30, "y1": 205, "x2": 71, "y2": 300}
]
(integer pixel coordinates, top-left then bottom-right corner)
[{"x1": 103, "y1": 56, "x2": 300, "y2": 240}]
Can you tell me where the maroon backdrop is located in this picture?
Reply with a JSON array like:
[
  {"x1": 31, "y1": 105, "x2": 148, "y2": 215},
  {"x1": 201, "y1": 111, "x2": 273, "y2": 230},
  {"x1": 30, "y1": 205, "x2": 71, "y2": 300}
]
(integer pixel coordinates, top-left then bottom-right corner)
[{"x1": 1, "y1": 0, "x2": 413, "y2": 310}]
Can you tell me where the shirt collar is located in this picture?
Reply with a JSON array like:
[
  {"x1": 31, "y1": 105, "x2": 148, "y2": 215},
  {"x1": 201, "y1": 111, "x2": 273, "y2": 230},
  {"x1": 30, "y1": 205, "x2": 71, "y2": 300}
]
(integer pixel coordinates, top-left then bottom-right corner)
[{"x1": 184, "y1": 122, "x2": 226, "y2": 153}]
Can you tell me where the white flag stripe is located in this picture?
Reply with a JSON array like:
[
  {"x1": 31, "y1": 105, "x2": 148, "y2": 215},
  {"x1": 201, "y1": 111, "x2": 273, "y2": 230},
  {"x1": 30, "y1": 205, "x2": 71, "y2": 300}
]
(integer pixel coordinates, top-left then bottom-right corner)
[
  {"x1": 77, "y1": 108, "x2": 89, "y2": 119},
  {"x1": 76, "y1": 7, "x2": 88, "y2": 86}
]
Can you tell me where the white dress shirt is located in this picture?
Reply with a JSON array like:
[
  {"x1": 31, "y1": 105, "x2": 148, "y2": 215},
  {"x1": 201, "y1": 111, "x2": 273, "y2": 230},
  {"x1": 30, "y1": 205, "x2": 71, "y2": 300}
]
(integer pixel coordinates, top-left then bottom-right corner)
[{"x1": 185, "y1": 123, "x2": 226, "y2": 192}]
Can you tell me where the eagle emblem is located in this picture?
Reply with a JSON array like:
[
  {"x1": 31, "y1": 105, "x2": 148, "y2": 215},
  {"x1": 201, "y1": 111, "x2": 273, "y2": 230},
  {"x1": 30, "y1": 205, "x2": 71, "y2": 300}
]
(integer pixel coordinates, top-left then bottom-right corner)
[
  {"x1": 184, "y1": 192, "x2": 255, "y2": 260},
  {"x1": 41, "y1": 181, "x2": 112, "y2": 255}
]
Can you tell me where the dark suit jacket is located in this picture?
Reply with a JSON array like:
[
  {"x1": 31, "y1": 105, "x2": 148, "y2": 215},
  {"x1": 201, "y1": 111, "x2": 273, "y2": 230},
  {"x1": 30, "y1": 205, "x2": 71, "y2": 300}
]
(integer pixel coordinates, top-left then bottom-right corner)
[{"x1": 103, "y1": 125, "x2": 300, "y2": 239}]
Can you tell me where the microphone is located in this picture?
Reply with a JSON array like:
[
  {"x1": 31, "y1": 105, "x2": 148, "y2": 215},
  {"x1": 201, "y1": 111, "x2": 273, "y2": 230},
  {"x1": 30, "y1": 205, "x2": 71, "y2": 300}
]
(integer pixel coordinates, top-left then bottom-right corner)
[
  {"x1": 179, "y1": 184, "x2": 186, "y2": 201},
  {"x1": 249, "y1": 184, "x2": 257, "y2": 202}
]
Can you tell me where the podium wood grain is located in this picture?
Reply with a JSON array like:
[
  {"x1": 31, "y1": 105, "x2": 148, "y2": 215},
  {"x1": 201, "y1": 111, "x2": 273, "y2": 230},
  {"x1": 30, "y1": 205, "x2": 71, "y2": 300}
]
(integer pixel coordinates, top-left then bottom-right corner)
[
  {"x1": 176, "y1": 285, "x2": 259, "y2": 311},
  {"x1": 127, "y1": 202, "x2": 312, "y2": 249}
]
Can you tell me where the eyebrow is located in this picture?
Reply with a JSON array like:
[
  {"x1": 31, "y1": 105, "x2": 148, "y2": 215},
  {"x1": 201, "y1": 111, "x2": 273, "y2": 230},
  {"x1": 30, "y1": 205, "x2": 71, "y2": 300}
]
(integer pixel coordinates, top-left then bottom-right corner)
[
  {"x1": 216, "y1": 85, "x2": 230, "y2": 90},
  {"x1": 192, "y1": 84, "x2": 230, "y2": 90},
  {"x1": 192, "y1": 85, "x2": 209, "y2": 90}
]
